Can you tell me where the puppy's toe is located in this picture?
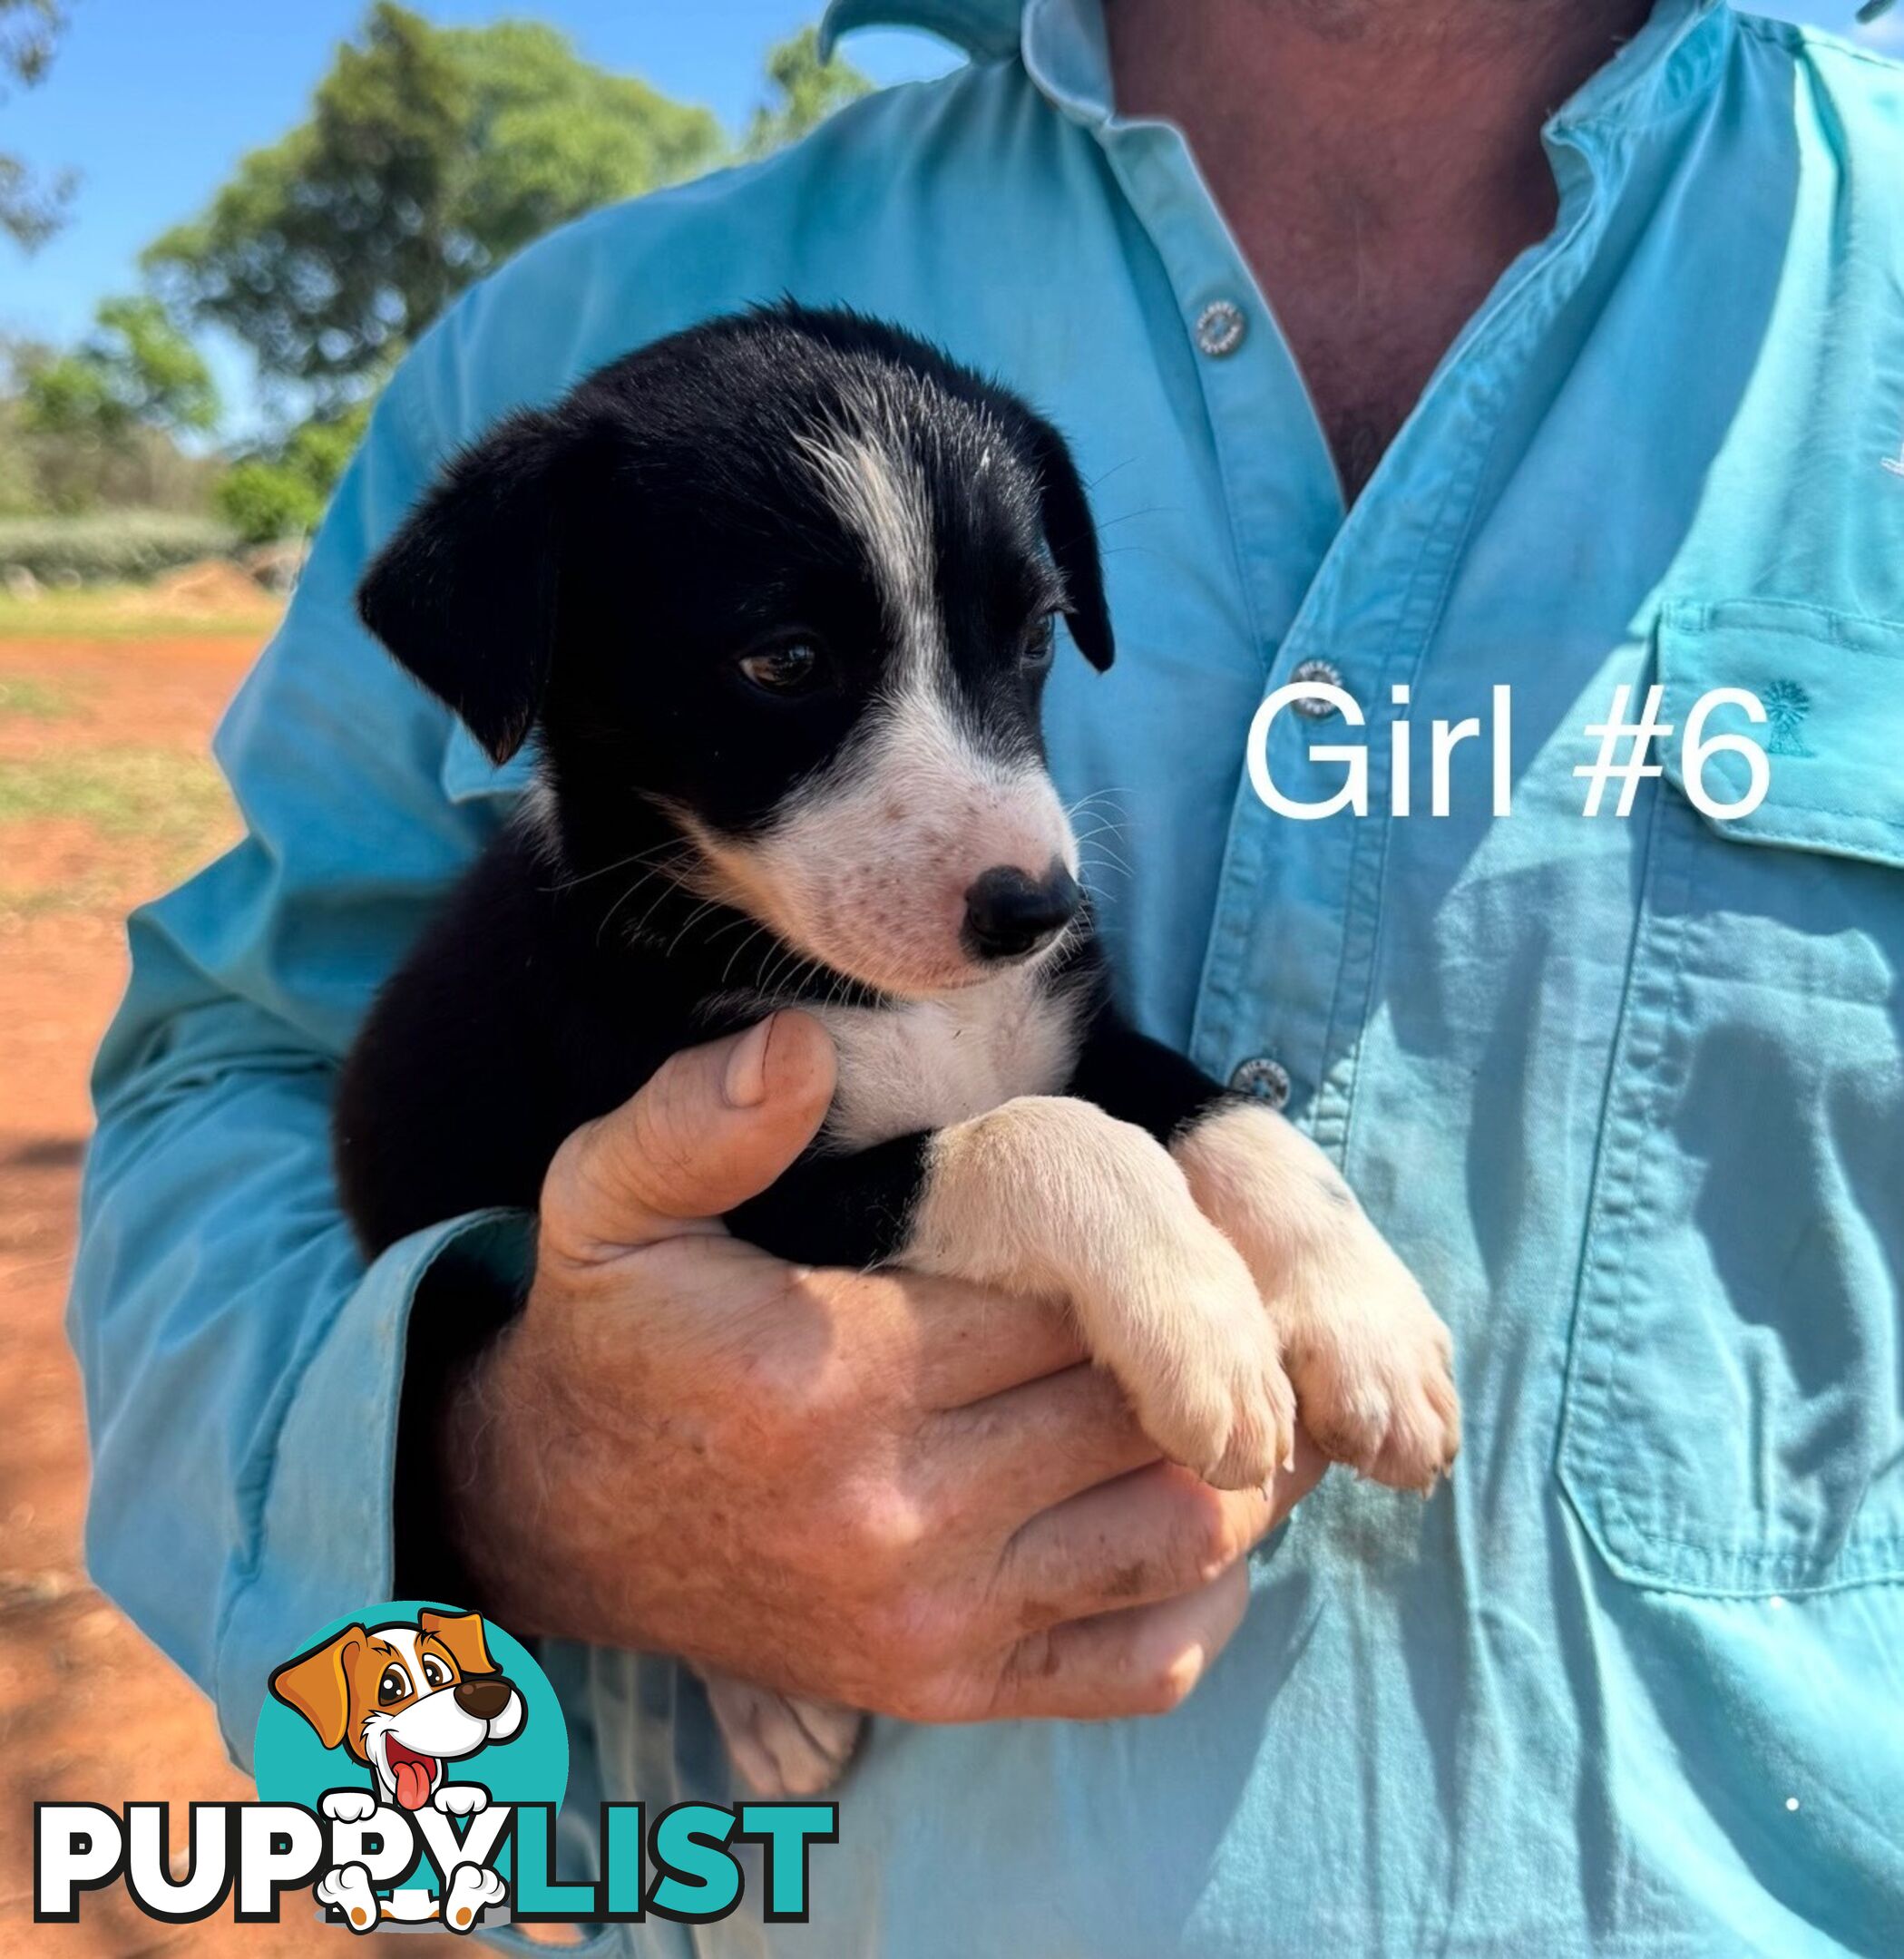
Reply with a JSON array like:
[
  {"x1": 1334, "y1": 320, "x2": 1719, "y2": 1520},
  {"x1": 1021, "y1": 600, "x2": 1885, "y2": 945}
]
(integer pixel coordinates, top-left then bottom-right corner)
[
  {"x1": 1289, "y1": 1296, "x2": 1460, "y2": 1492},
  {"x1": 702, "y1": 1670, "x2": 864, "y2": 1798},
  {"x1": 1201, "y1": 1339, "x2": 1297, "y2": 1490}
]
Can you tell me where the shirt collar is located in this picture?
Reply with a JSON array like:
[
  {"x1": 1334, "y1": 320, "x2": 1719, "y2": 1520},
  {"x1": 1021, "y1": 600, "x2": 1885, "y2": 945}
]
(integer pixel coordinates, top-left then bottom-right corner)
[
  {"x1": 822, "y1": 0, "x2": 1736, "y2": 134},
  {"x1": 819, "y1": 0, "x2": 1021, "y2": 61}
]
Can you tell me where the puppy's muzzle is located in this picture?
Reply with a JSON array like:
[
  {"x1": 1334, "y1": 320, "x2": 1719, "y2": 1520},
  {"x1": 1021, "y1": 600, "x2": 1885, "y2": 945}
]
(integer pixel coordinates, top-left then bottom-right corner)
[
  {"x1": 454, "y1": 1674, "x2": 514, "y2": 1721},
  {"x1": 962, "y1": 862, "x2": 1082, "y2": 962}
]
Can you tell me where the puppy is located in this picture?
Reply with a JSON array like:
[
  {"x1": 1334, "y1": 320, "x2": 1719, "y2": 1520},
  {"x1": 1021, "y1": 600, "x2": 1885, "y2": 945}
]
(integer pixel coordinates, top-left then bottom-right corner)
[{"x1": 336, "y1": 304, "x2": 1458, "y2": 1798}]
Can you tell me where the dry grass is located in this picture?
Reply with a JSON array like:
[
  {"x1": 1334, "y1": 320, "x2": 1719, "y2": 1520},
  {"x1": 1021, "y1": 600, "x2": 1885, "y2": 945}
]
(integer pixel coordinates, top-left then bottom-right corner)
[{"x1": 0, "y1": 580, "x2": 282, "y2": 641}]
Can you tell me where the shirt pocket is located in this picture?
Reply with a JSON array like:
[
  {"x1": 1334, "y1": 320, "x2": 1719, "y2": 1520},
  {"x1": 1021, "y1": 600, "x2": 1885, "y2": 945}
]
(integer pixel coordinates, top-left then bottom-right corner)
[{"x1": 1557, "y1": 599, "x2": 1904, "y2": 1596}]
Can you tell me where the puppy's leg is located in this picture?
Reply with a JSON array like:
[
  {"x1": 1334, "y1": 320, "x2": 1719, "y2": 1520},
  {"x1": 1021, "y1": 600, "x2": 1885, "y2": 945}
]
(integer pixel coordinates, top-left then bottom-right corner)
[
  {"x1": 1071, "y1": 1017, "x2": 1460, "y2": 1491},
  {"x1": 1173, "y1": 1101, "x2": 1459, "y2": 1490},
  {"x1": 708, "y1": 1108, "x2": 1294, "y2": 1801},
  {"x1": 733, "y1": 1120, "x2": 1294, "y2": 1489},
  {"x1": 902, "y1": 1098, "x2": 1295, "y2": 1488},
  {"x1": 701, "y1": 1669, "x2": 865, "y2": 1798}
]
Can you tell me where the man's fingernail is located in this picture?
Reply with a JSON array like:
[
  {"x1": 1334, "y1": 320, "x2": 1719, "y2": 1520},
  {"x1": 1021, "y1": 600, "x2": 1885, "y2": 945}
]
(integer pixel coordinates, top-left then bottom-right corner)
[{"x1": 722, "y1": 1015, "x2": 776, "y2": 1107}]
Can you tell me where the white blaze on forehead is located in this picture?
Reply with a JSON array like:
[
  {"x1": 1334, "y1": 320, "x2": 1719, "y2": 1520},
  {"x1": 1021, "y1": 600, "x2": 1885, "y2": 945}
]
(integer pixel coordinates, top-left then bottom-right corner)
[
  {"x1": 796, "y1": 414, "x2": 940, "y2": 675},
  {"x1": 681, "y1": 396, "x2": 1075, "y2": 996}
]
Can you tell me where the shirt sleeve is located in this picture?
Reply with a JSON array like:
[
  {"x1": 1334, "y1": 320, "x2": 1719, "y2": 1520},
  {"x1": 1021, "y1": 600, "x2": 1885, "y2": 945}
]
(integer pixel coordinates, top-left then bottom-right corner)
[{"x1": 67, "y1": 345, "x2": 533, "y2": 1767}]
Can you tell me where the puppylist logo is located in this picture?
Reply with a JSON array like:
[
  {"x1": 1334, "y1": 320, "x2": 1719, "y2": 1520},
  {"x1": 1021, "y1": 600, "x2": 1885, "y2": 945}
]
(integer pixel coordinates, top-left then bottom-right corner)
[{"x1": 34, "y1": 1599, "x2": 837, "y2": 1934}]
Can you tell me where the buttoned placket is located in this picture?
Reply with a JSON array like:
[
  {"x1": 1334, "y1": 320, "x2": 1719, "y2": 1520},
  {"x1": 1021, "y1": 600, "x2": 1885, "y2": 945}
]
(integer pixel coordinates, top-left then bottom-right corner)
[{"x1": 1022, "y1": 0, "x2": 1724, "y2": 1164}]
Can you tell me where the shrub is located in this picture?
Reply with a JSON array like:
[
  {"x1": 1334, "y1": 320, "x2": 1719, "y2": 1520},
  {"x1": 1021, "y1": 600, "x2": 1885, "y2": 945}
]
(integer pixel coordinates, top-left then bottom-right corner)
[
  {"x1": 0, "y1": 510, "x2": 239, "y2": 584},
  {"x1": 216, "y1": 459, "x2": 327, "y2": 546}
]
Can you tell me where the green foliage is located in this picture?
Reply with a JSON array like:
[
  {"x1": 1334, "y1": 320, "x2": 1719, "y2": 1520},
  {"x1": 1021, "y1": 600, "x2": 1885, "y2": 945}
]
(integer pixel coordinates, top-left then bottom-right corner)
[
  {"x1": 216, "y1": 400, "x2": 371, "y2": 543},
  {"x1": 6, "y1": 298, "x2": 220, "y2": 513},
  {"x1": 145, "y1": 3, "x2": 724, "y2": 411},
  {"x1": 0, "y1": 510, "x2": 238, "y2": 583},
  {"x1": 23, "y1": 295, "x2": 220, "y2": 442},
  {"x1": 742, "y1": 26, "x2": 872, "y2": 161},
  {"x1": 1, "y1": 0, "x2": 76, "y2": 249}
]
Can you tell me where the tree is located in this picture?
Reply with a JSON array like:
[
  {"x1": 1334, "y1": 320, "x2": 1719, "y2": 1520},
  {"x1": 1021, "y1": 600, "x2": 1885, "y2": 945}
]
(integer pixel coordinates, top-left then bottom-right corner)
[
  {"x1": 22, "y1": 296, "x2": 220, "y2": 443},
  {"x1": 1, "y1": 0, "x2": 76, "y2": 249},
  {"x1": 216, "y1": 403, "x2": 372, "y2": 545},
  {"x1": 742, "y1": 26, "x2": 872, "y2": 161},
  {"x1": 5, "y1": 309, "x2": 221, "y2": 514},
  {"x1": 145, "y1": 4, "x2": 724, "y2": 413}
]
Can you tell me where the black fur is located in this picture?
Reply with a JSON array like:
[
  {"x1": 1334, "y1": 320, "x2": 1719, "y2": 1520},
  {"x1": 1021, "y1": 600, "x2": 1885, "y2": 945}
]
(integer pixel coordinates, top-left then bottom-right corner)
[{"x1": 336, "y1": 306, "x2": 1226, "y2": 1263}]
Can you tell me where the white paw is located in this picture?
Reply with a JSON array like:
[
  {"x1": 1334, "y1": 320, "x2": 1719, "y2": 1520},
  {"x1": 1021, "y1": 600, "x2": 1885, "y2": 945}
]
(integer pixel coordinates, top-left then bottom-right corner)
[
  {"x1": 441, "y1": 1863, "x2": 507, "y2": 1934},
  {"x1": 701, "y1": 1670, "x2": 864, "y2": 1797},
  {"x1": 1175, "y1": 1104, "x2": 1460, "y2": 1492},
  {"x1": 319, "y1": 1788, "x2": 377, "y2": 1824},
  {"x1": 1090, "y1": 1215, "x2": 1296, "y2": 1490},
  {"x1": 316, "y1": 1862, "x2": 380, "y2": 1934},
  {"x1": 433, "y1": 1781, "x2": 488, "y2": 1817},
  {"x1": 1283, "y1": 1243, "x2": 1460, "y2": 1491}
]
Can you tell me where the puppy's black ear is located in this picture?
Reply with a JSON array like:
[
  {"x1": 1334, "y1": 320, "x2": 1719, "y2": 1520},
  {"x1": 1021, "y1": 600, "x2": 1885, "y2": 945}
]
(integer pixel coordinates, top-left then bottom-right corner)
[
  {"x1": 356, "y1": 409, "x2": 565, "y2": 765},
  {"x1": 1023, "y1": 414, "x2": 1114, "y2": 672}
]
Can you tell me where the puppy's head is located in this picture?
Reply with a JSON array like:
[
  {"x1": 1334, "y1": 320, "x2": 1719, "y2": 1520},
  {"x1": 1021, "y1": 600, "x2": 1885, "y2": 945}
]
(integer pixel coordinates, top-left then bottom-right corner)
[
  {"x1": 356, "y1": 304, "x2": 1113, "y2": 997},
  {"x1": 269, "y1": 1609, "x2": 525, "y2": 1811}
]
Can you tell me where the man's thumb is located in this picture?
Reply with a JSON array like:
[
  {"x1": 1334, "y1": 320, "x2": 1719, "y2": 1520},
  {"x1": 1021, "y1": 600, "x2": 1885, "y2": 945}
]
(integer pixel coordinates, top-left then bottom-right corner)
[{"x1": 549, "y1": 1011, "x2": 837, "y2": 1252}]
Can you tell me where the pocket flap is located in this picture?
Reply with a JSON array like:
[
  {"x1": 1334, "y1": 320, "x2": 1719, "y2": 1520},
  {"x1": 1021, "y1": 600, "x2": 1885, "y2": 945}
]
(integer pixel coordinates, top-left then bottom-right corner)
[{"x1": 1656, "y1": 598, "x2": 1904, "y2": 871}]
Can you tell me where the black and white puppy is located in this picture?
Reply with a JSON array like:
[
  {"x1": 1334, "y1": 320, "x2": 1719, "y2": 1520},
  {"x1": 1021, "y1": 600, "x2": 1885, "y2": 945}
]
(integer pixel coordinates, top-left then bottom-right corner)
[{"x1": 337, "y1": 305, "x2": 1459, "y2": 1798}]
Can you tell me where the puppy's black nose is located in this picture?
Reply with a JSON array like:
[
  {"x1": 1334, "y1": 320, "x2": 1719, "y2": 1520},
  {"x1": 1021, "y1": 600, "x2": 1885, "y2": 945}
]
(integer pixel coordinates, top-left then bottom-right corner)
[
  {"x1": 454, "y1": 1675, "x2": 513, "y2": 1721},
  {"x1": 963, "y1": 862, "x2": 1082, "y2": 961}
]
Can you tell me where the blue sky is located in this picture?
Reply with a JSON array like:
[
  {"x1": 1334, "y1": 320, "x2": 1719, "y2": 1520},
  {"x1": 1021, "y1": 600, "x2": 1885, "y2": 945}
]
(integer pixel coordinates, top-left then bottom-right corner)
[{"x1": 1, "y1": 1, "x2": 1890, "y2": 438}]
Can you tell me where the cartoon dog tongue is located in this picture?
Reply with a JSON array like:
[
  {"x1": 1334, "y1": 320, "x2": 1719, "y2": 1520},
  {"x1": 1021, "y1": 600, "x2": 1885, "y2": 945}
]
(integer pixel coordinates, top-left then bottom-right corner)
[{"x1": 386, "y1": 1743, "x2": 435, "y2": 1810}]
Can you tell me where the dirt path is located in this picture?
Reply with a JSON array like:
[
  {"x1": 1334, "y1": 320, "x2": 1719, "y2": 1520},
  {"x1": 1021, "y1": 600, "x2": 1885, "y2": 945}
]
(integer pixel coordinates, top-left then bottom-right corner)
[{"x1": 0, "y1": 633, "x2": 356, "y2": 1953}]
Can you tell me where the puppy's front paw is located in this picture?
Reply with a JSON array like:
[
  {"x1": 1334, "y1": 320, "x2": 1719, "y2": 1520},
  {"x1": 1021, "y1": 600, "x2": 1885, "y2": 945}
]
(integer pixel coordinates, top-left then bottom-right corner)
[
  {"x1": 1283, "y1": 1261, "x2": 1459, "y2": 1491},
  {"x1": 1098, "y1": 1221, "x2": 1295, "y2": 1491},
  {"x1": 906, "y1": 1097, "x2": 1294, "y2": 1489},
  {"x1": 700, "y1": 1670, "x2": 864, "y2": 1798},
  {"x1": 1175, "y1": 1103, "x2": 1459, "y2": 1492},
  {"x1": 433, "y1": 1782, "x2": 488, "y2": 1818}
]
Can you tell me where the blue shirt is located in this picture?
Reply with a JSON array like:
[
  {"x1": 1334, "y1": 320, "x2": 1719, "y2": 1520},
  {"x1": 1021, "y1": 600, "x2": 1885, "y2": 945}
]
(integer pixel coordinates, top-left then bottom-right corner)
[{"x1": 72, "y1": 3, "x2": 1904, "y2": 1952}]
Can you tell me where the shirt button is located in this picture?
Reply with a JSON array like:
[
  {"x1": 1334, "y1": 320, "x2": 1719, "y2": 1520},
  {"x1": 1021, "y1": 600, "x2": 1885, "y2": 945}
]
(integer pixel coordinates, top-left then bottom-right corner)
[
  {"x1": 1289, "y1": 657, "x2": 1345, "y2": 717},
  {"x1": 1195, "y1": 299, "x2": 1247, "y2": 357},
  {"x1": 1229, "y1": 1056, "x2": 1292, "y2": 1108}
]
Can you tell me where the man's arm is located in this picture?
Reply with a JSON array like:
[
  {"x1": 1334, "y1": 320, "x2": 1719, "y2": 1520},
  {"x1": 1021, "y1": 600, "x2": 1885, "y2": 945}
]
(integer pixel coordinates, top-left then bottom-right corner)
[{"x1": 69, "y1": 354, "x2": 514, "y2": 1757}]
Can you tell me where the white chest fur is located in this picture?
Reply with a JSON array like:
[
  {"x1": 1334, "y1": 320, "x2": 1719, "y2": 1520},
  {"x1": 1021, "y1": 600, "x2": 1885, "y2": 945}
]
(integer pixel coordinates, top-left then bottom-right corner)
[{"x1": 804, "y1": 967, "x2": 1087, "y2": 1151}]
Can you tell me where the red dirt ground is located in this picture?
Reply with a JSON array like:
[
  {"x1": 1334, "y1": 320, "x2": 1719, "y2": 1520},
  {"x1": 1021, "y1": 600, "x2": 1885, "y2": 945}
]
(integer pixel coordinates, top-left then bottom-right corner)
[{"x1": 0, "y1": 633, "x2": 415, "y2": 1953}]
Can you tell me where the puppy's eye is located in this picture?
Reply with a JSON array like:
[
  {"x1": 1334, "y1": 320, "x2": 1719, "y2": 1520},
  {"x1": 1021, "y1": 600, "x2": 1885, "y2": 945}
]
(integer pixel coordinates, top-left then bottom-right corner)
[
  {"x1": 377, "y1": 1663, "x2": 413, "y2": 1705},
  {"x1": 421, "y1": 1655, "x2": 449, "y2": 1690},
  {"x1": 1020, "y1": 612, "x2": 1059, "y2": 673},
  {"x1": 737, "y1": 640, "x2": 825, "y2": 696}
]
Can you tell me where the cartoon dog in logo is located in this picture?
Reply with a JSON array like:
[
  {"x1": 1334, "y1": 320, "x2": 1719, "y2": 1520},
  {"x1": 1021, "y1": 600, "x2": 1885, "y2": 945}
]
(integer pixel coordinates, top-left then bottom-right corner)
[{"x1": 269, "y1": 1607, "x2": 522, "y2": 1931}]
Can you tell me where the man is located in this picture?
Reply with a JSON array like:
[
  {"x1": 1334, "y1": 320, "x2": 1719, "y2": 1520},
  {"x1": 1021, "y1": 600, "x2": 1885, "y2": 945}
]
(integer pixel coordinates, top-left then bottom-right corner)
[{"x1": 73, "y1": 0, "x2": 1903, "y2": 1953}]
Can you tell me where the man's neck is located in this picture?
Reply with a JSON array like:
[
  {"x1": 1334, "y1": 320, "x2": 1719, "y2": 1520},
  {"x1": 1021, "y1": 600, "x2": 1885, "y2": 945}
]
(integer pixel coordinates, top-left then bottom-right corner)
[{"x1": 1107, "y1": 0, "x2": 1655, "y2": 498}]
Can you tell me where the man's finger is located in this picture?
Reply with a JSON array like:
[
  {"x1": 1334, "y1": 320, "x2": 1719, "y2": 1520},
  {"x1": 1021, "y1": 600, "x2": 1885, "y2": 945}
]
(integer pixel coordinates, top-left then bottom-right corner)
[
  {"x1": 992, "y1": 1446, "x2": 1324, "y2": 1633},
  {"x1": 933, "y1": 1361, "x2": 1157, "y2": 1516},
  {"x1": 898, "y1": 1281, "x2": 1089, "y2": 1408},
  {"x1": 549, "y1": 1010, "x2": 836, "y2": 1254},
  {"x1": 989, "y1": 1561, "x2": 1252, "y2": 1721}
]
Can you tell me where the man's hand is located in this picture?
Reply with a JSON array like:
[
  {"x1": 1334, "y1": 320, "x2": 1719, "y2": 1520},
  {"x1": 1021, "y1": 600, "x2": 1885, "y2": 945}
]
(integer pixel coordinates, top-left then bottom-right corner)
[{"x1": 435, "y1": 1011, "x2": 1323, "y2": 1724}]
